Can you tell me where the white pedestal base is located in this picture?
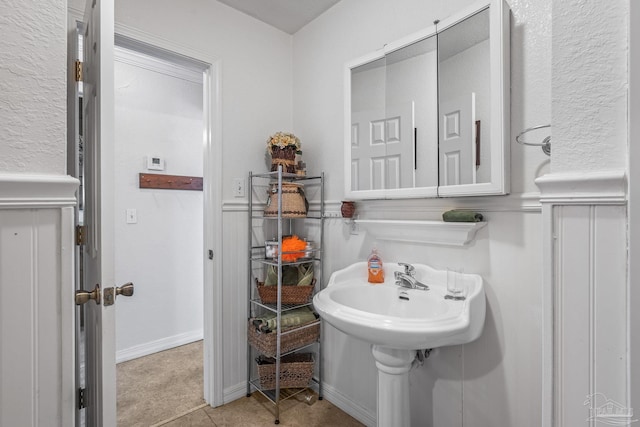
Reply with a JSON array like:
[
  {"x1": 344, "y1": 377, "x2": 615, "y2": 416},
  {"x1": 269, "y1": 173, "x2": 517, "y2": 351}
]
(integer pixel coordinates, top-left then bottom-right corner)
[{"x1": 371, "y1": 345, "x2": 416, "y2": 427}]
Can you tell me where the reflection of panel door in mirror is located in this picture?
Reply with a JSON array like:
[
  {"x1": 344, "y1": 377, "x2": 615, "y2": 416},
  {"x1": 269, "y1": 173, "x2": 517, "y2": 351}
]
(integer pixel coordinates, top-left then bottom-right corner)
[
  {"x1": 384, "y1": 102, "x2": 414, "y2": 189},
  {"x1": 439, "y1": 93, "x2": 476, "y2": 186},
  {"x1": 351, "y1": 103, "x2": 414, "y2": 191},
  {"x1": 352, "y1": 109, "x2": 384, "y2": 191}
]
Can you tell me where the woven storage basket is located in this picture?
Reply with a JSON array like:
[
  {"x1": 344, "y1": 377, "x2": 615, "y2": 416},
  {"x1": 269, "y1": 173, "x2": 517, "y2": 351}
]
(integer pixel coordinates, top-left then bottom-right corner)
[
  {"x1": 270, "y1": 146, "x2": 297, "y2": 174},
  {"x1": 256, "y1": 279, "x2": 315, "y2": 305},
  {"x1": 264, "y1": 182, "x2": 307, "y2": 218},
  {"x1": 257, "y1": 353, "x2": 314, "y2": 390},
  {"x1": 247, "y1": 321, "x2": 320, "y2": 358}
]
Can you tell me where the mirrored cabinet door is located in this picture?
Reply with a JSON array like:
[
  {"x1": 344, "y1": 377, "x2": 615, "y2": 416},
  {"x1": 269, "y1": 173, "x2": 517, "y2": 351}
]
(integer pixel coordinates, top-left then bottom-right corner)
[
  {"x1": 385, "y1": 36, "x2": 438, "y2": 191},
  {"x1": 438, "y1": 8, "x2": 490, "y2": 187},
  {"x1": 345, "y1": 0, "x2": 510, "y2": 200}
]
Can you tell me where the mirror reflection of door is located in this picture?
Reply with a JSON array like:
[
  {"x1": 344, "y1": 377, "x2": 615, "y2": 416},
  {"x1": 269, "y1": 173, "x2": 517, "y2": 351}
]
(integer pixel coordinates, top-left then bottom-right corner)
[
  {"x1": 351, "y1": 104, "x2": 414, "y2": 191},
  {"x1": 351, "y1": 58, "x2": 385, "y2": 191},
  {"x1": 438, "y1": 8, "x2": 491, "y2": 187},
  {"x1": 385, "y1": 36, "x2": 438, "y2": 189},
  {"x1": 440, "y1": 93, "x2": 476, "y2": 185}
]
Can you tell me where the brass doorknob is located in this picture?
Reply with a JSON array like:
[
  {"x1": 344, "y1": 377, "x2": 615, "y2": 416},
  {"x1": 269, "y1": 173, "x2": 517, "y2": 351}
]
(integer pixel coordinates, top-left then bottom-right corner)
[
  {"x1": 116, "y1": 282, "x2": 134, "y2": 297},
  {"x1": 75, "y1": 284, "x2": 101, "y2": 305}
]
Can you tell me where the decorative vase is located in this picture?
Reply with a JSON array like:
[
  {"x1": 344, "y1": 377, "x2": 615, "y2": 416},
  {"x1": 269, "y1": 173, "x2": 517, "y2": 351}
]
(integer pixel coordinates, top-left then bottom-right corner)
[
  {"x1": 341, "y1": 201, "x2": 356, "y2": 218},
  {"x1": 270, "y1": 146, "x2": 297, "y2": 173}
]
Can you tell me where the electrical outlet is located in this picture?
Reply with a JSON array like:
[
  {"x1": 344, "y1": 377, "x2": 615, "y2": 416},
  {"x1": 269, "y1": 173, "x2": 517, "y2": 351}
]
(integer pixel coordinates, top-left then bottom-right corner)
[
  {"x1": 324, "y1": 211, "x2": 341, "y2": 218},
  {"x1": 233, "y1": 178, "x2": 245, "y2": 197}
]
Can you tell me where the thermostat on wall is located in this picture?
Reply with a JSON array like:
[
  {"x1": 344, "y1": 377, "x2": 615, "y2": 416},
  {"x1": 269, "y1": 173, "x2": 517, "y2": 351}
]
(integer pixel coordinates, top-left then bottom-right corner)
[{"x1": 146, "y1": 156, "x2": 165, "y2": 171}]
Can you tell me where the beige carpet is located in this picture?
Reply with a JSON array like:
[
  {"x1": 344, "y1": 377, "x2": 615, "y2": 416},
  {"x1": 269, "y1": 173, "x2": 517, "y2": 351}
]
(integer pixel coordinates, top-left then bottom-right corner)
[{"x1": 117, "y1": 341, "x2": 205, "y2": 427}]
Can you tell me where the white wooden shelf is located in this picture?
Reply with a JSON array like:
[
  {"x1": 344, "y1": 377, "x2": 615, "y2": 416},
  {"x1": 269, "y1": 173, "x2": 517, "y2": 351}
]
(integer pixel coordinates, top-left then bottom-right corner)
[{"x1": 354, "y1": 219, "x2": 487, "y2": 246}]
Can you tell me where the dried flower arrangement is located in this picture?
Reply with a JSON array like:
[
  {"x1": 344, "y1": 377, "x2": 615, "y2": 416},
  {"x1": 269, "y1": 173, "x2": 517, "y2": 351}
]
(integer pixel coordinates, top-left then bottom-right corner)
[
  {"x1": 267, "y1": 132, "x2": 301, "y2": 173},
  {"x1": 266, "y1": 132, "x2": 301, "y2": 154}
]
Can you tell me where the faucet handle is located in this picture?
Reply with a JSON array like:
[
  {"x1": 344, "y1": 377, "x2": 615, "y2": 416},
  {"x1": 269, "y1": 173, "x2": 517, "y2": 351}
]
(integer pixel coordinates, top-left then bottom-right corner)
[{"x1": 398, "y1": 262, "x2": 415, "y2": 275}]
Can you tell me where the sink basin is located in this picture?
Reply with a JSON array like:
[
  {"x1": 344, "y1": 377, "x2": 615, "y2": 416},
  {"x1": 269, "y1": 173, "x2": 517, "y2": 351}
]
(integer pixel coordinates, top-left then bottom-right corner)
[
  {"x1": 313, "y1": 262, "x2": 485, "y2": 350},
  {"x1": 314, "y1": 262, "x2": 485, "y2": 426}
]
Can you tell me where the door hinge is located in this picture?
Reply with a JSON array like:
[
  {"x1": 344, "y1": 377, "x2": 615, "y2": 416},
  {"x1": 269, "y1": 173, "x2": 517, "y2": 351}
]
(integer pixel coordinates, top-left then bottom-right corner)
[
  {"x1": 75, "y1": 225, "x2": 86, "y2": 246},
  {"x1": 78, "y1": 387, "x2": 86, "y2": 410},
  {"x1": 75, "y1": 60, "x2": 83, "y2": 82},
  {"x1": 208, "y1": 249, "x2": 214, "y2": 260}
]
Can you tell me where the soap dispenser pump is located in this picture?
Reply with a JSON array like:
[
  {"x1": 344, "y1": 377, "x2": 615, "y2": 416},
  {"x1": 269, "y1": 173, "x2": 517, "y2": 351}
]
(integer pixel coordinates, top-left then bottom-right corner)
[{"x1": 367, "y1": 247, "x2": 384, "y2": 283}]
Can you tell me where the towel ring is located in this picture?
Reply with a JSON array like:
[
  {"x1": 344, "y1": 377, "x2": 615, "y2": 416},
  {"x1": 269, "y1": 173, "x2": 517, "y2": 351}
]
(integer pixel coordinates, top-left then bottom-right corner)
[{"x1": 516, "y1": 124, "x2": 551, "y2": 156}]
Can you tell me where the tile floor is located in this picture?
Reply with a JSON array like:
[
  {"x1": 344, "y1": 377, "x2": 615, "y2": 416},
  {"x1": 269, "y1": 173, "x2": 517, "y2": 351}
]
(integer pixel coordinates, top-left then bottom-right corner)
[
  {"x1": 159, "y1": 392, "x2": 365, "y2": 427},
  {"x1": 117, "y1": 341, "x2": 364, "y2": 427}
]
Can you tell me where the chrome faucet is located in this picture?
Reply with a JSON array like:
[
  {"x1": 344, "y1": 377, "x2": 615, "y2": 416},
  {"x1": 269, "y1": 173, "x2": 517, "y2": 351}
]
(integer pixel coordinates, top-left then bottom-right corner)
[{"x1": 394, "y1": 263, "x2": 429, "y2": 291}]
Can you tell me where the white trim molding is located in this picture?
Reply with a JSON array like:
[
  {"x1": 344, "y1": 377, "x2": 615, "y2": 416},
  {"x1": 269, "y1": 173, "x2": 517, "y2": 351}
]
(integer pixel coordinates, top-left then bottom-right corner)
[
  {"x1": 0, "y1": 174, "x2": 79, "y2": 208},
  {"x1": 536, "y1": 170, "x2": 630, "y2": 427},
  {"x1": 116, "y1": 330, "x2": 204, "y2": 364},
  {"x1": 535, "y1": 170, "x2": 627, "y2": 205}
]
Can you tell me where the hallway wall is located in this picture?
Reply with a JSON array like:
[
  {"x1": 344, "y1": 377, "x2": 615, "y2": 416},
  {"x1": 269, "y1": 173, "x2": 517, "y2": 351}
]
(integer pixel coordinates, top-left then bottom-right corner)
[
  {"x1": 292, "y1": 0, "x2": 551, "y2": 425},
  {"x1": 113, "y1": 48, "x2": 204, "y2": 362}
]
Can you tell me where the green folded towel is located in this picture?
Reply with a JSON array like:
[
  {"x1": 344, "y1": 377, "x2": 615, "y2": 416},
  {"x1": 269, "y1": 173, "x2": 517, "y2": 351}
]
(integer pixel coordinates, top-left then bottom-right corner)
[
  {"x1": 252, "y1": 307, "x2": 318, "y2": 333},
  {"x1": 442, "y1": 209, "x2": 484, "y2": 222},
  {"x1": 264, "y1": 263, "x2": 314, "y2": 286},
  {"x1": 297, "y1": 263, "x2": 314, "y2": 286}
]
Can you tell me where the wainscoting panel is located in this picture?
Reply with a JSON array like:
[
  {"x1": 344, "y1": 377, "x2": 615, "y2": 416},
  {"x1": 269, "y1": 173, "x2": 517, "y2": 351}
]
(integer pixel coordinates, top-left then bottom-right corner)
[
  {"x1": 538, "y1": 170, "x2": 629, "y2": 427},
  {"x1": 221, "y1": 209, "x2": 249, "y2": 401},
  {"x1": 0, "y1": 174, "x2": 77, "y2": 427},
  {"x1": 553, "y1": 205, "x2": 628, "y2": 425}
]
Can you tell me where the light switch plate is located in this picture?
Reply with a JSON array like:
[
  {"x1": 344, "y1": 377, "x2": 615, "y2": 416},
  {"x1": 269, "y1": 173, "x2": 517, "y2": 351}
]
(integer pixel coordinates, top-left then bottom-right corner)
[
  {"x1": 126, "y1": 208, "x2": 137, "y2": 224},
  {"x1": 233, "y1": 178, "x2": 245, "y2": 197}
]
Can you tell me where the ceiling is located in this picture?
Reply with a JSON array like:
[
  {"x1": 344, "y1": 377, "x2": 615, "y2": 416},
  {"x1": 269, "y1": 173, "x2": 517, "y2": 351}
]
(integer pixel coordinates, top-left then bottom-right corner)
[{"x1": 216, "y1": 0, "x2": 341, "y2": 34}]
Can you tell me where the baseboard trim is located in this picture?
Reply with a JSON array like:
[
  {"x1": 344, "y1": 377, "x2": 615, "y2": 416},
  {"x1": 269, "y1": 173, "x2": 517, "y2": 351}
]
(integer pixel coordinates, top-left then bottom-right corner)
[
  {"x1": 116, "y1": 330, "x2": 203, "y2": 364},
  {"x1": 321, "y1": 382, "x2": 376, "y2": 427},
  {"x1": 223, "y1": 382, "x2": 249, "y2": 405}
]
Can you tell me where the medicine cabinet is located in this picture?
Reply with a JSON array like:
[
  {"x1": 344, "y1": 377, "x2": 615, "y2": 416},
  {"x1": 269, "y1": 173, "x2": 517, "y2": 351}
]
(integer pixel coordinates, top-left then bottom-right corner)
[{"x1": 344, "y1": 0, "x2": 510, "y2": 199}]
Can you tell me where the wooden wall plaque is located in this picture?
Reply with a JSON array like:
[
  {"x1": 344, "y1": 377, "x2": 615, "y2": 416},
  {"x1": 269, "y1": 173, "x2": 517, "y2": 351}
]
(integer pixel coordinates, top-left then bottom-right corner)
[{"x1": 139, "y1": 173, "x2": 203, "y2": 191}]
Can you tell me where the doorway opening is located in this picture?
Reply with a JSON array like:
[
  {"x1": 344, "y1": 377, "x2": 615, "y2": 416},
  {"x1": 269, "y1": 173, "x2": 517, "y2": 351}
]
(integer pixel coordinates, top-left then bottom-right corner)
[
  {"x1": 69, "y1": 7, "x2": 223, "y2": 423},
  {"x1": 112, "y1": 38, "x2": 208, "y2": 425}
]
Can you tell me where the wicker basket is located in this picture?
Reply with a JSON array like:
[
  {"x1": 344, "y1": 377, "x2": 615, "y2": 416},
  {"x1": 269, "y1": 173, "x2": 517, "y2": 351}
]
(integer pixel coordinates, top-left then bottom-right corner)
[
  {"x1": 256, "y1": 279, "x2": 315, "y2": 305},
  {"x1": 247, "y1": 321, "x2": 320, "y2": 358},
  {"x1": 264, "y1": 182, "x2": 307, "y2": 218},
  {"x1": 257, "y1": 353, "x2": 314, "y2": 390},
  {"x1": 270, "y1": 146, "x2": 297, "y2": 174}
]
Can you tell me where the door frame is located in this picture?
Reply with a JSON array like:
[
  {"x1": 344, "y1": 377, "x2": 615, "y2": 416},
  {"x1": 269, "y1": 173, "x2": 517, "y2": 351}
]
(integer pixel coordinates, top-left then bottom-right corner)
[
  {"x1": 629, "y1": 0, "x2": 640, "y2": 417},
  {"x1": 67, "y1": 6, "x2": 225, "y2": 409}
]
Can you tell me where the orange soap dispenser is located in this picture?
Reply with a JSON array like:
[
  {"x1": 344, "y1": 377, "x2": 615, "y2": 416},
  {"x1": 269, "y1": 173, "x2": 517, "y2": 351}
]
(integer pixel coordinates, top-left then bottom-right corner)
[{"x1": 367, "y1": 247, "x2": 384, "y2": 283}]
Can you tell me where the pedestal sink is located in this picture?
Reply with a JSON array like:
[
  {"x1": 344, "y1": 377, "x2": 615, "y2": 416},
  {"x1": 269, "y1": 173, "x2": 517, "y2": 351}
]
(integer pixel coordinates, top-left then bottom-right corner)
[{"x1": 313, "y1": 262, "x2": 485, "y2": 427}]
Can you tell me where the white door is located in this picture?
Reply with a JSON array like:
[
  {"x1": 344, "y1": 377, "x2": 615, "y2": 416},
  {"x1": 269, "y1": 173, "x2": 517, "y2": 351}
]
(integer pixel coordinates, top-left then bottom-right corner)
[
  {"x1": 439, "y1": 93, "x2": 476, "y2": 186},
  {"x1": 78, "y1": 0, "x2": 118, "y2": 425}
]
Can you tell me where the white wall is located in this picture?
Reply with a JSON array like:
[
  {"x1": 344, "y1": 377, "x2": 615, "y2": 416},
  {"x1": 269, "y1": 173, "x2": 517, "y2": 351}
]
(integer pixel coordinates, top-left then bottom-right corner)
[
  {"x1": 551, "y1": 0, "x2": 628, "y2": 173},
  {"x1": 69, "y1": 0, "x2": 295, "y2": 197},
  {"x1": 546, "y1": 0, "x2": 630, "y2": 425},
  {"x1": 113, "y1": 50, "x2": 204, "y2": 361},
  {"x1": 0, "y1": 0, "x2": 67, "y2": 174},
  {"x1": 293, "y1": 0, "x2": 551, "y2": 425}
]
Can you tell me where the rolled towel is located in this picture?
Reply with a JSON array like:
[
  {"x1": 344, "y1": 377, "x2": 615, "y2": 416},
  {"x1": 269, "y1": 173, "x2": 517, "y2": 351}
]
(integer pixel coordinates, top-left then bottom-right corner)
[
  {"x1": 252, "y1": 307, "x2": 318, "y2": 333},
  {"x1": 442, "y1": 209, "x2": 484, "y2": 222}
]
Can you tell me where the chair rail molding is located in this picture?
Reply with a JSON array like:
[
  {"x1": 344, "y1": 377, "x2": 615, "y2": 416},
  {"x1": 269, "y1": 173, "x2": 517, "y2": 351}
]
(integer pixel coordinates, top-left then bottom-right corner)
[
  {"x1": 535, "y1": 170, "x2": 627, "y2": 205},
  {"x1": 536, "y1": 169, "x2": 629, "y2": 427},
  {"x1": 0, "y1": 174, "x2": 79, "y2": 208}
]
